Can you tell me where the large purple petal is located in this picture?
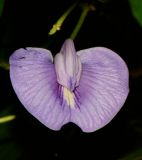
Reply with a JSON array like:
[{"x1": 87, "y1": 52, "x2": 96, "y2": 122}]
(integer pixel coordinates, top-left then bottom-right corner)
[
  {"x1": 71, "y1": 47, "x2": 129, "y2": 132},
  {"x1": 10, "y1": 47, "x2": 70, "y2": 130}
]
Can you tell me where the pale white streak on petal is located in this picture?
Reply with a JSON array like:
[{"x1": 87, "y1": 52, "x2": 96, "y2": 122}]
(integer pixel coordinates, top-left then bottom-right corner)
[{"x1": 54, "y1": 53, "x2": 68, "y2": 89}]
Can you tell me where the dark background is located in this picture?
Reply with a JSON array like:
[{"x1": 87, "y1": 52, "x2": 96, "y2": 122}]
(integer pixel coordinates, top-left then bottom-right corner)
[{"x1": 0, "y1": 0, "x2": 142, "y2": 159}]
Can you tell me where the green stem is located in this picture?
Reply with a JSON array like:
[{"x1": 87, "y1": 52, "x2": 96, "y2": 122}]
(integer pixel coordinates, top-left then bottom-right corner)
[
  {"x1": 70, "y1": 4, "x2": 95, "y2": 40},
  {"x1": 0, "y1": 61, "x2": 9, "y2": 70},
  {"x1": 49, "y1": 2, "x2": 77, "y2": 35},
  {"x1": 0, "y1": 115, "x2": 16, "y2": 123}
]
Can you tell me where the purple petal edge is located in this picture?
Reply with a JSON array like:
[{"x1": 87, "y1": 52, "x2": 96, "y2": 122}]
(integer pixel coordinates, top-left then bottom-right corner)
[
  {"x1": 70, "y1": 47, "x2": 129, "y2": 132},
  {"x1": 9, "y1": 44, "x2": 129, "y2": 133},
  {"x1": 10, "y1": 47, "x2": 70, "y2": 131}
]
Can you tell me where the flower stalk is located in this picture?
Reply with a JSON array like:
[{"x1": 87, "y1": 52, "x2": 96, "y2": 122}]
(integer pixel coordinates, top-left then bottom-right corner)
[
  {"x1": 0, "y1": 115, "x2": 16, "y2": 123},
  {"x1": 48, "y1": 2, "x2": 77, "y2": 35},
  {"x1": 70, "y1": 4, "x2": 95, "y2": 40}
]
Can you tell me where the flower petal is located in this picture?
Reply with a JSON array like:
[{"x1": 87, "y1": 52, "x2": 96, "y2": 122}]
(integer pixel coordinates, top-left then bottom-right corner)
[
  {"x1": 10, "y1": 48, "x2": 70, "y2": 130},
  {"x1": 54, "y1": 39, "x2": 82, "y2": 91},
  {"x1": 71, "y1": 47, "x2": 129, "y2": 132}
]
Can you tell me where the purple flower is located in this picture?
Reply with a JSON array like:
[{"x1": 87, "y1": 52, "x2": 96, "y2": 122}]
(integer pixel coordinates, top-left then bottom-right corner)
[{"x1": 10, "y1": 39, "x2": 129, "y2": 132}]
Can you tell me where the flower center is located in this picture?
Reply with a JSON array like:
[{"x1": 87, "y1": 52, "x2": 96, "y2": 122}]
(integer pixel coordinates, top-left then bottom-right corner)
[{"x1": 63, "y1": 87, "x2": 75, "y2": 108}]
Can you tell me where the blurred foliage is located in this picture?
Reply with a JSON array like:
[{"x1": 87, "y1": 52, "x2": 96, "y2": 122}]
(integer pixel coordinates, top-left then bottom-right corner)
[
  {"x1": 0, "y1": 107, "x2": 15, "y2": 138},
  {"x1": 129, "y1": 0, "x2": 142, "y2": 26},
  {"x1": 0, "y1": 142, "x2": 21, "y2": 160},
  {"x1": 0, "y1": 61, "x2": 9, "y2": 70},
  {"x1": 118, "y1": 148, "x2": 142, "y2": 160},
  {"x1": 0, "y1": 107, "x2": 21, "y2": 160},
  {"x1": 0, "y1": 0, "x2": 5, "y2": 16},
  {"x1": 0, "y1": 128, "x2": 20, "y2": 160}
]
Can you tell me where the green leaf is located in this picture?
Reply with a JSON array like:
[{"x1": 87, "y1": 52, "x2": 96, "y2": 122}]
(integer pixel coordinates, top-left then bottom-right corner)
[
  {"x1": 0, "y1": 0, "x2": 5, "y2": 16},
  {"x1": 0, "y1": 107, "x2": 21, "y2": 160},
  {"x1": 0, "y1": 106, "x2": 15, "y2": 140},
  {"x1": 0, "y1": 142, "x2": 21, "y2": 160},
  {"x1": 118, "y1": 148, "x2": 142, "y2": 160},
  {"x1": 129, "y1": 0, "x2": 142, "y2": 26},
  {"x1": 0, "y1": 120, "x2": 21, "y2": 160}
]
